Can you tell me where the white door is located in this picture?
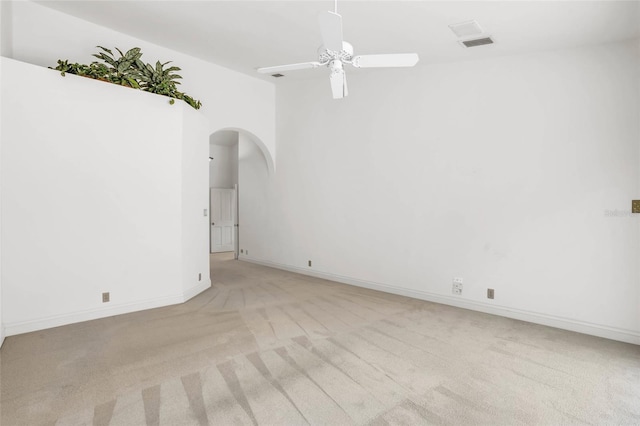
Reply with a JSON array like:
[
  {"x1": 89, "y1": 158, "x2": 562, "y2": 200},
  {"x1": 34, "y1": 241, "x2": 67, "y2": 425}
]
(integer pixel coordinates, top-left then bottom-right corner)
[{"x1": 210, "y1": 188, "x2": 236, "y2": 253}]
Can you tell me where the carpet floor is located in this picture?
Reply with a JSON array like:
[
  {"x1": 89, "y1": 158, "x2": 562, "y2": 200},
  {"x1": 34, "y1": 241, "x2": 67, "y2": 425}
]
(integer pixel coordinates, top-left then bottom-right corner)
[{"x1": 1, "y1": 253, "x2": 639, "y2": 425}]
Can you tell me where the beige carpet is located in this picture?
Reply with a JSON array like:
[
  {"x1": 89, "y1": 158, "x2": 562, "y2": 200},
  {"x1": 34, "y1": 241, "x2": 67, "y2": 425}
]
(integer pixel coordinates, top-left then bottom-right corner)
[{"x1": 1, "y1": 253, "x2": 639, "y2": 425}]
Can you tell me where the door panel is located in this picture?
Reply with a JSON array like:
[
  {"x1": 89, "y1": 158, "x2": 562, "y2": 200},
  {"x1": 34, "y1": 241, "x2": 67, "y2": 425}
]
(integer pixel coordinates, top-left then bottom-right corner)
[{"x1": 210, "y1": 188, "x2": 236, "y2": 253}]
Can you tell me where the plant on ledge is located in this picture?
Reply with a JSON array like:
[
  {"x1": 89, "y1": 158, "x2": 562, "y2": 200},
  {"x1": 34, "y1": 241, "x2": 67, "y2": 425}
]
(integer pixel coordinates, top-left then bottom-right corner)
[
  {"x1": 92, "y1": 46, "x2": 143, "y2": 88},
  {"x1": 51, "y1": 46, "x2": 202, "y2": 110},
  {"x1": 134, "y1": 59, "x2": 202, "y2": 110}
]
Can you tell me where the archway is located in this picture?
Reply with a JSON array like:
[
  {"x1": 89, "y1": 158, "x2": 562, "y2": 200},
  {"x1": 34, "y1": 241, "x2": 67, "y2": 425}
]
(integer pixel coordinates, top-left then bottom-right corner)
[
  {"x1": 208, "y1": 128, "x2": 271, "y2": 261},
  {"x1": 211, "y1": 127, "x2": 274, "y2": 174}
]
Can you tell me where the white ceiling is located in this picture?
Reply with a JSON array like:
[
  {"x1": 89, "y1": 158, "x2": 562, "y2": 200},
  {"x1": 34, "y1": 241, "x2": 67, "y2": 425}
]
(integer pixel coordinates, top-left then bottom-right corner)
[{"x1": 37, "y1": 1, "x2": 640, "y2": 82}]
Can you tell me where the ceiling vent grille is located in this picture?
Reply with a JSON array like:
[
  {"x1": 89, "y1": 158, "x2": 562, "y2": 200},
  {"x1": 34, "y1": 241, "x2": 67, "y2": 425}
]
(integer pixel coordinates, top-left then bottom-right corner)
[
  {"x1": 460, "y1": 37, "x2": 494, "y2": 48},
  {"x1": 271, "y1": 73, "x2": 285, "y2": 78}
]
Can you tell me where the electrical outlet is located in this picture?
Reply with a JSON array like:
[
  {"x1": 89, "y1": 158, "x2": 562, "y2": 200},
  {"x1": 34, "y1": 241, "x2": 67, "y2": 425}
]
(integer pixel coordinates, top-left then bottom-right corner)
[
  {"x1": 633, "y1": 200, "x2": 640, "y2": 214},
  {"x1": 308, "y1": 260, "x2": 312, "y2": 267},
  {"x1": 241, "y1": 249, "x2": 244, "y2": 254},
  {"x1": 452, "y1": 277, "x2": 463, "y2": 295},
  {"x1": 102, "y1": 292, "x2": 110, "y2": 303},
  {"x1": 199, "y1": 273, "x2": 202, "y2": 281},
  {"x1": 487, "y1": 288, "x2": 495, "y2": 299}
]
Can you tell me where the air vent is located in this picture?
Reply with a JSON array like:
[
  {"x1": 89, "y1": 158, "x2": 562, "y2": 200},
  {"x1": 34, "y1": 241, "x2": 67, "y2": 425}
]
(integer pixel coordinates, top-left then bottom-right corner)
[
  {"x1": 460, "y1": 37, "x2": 494, "y2": 48},
  {"x1": 271, "y1": 73, "x2": 285, "y2": 78},
  {"x1": 449, "y1": 20, "x2": 483, "y2": 38}
]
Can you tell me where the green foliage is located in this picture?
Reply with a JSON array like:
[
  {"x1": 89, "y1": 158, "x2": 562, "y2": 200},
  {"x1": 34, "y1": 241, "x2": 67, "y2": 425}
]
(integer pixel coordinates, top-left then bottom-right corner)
[
  {"x1": 92, "y1": 46, "x2": 142, "y2": 88},
  {"x1": 50, "y1": 46, "x2": 202, "y2": 110},
  {"x1": 52, "y1": 60, "x2": 111, "y2": 80},
  {"x1": 135, "y1": 60, "x2": 182, "y2": 97},
  {"x1": 180, "y1": 94, "x2": 202, "y2": 110}
]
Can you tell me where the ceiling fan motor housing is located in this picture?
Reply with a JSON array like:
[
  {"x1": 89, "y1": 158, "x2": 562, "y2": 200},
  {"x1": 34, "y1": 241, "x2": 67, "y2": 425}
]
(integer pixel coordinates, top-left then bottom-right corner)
[
  {"x1": 330, "y1": 59, "x2": 344, "y2": 74},
  {"x1": 318, "y1": 41, "x2": 354, "y2": 64}
]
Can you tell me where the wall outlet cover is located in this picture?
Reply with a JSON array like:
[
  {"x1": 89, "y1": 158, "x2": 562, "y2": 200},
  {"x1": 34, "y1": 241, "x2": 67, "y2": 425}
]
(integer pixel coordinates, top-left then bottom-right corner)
[
  {"x1": 632, "y1": 200, "x2": 640, "y2": 214},
  {"x1": 102, "y1": 292, "x2": 110, "y2": 303}
]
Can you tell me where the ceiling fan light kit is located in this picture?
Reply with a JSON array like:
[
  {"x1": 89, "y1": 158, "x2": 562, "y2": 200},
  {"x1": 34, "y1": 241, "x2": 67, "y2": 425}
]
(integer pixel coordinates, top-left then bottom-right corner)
[{"x1": 257, "y1": 3, "x2": 419, "y2": 99}]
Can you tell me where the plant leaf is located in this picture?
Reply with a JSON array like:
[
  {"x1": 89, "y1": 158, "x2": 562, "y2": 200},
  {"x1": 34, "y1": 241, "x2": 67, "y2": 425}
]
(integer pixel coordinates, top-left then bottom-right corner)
[
  {"x1": 96, "y1": 46, "x2": 113, "y2": 55},
  {"x1": 125, "y1": 47, "x2": 141, "y2": 58}
]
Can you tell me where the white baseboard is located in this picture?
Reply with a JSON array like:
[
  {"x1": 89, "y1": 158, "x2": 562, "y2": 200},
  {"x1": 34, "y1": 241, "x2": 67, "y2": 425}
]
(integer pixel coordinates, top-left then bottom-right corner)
[
  {"x1": 0, "y1": 325, "x2": 5, "y2": 349},
  {"x1": 4, "y1": 281, "x2": 211, "y2": 338},
  {"x1": 184, "y1": 279, "x2": 211, "y2": 302},
  {"x1": 240, "y1": 256, "x2": 640, "y2": 346},
  {"x1": 4, "y1": 294, "x2": 183, "y2": 336}
]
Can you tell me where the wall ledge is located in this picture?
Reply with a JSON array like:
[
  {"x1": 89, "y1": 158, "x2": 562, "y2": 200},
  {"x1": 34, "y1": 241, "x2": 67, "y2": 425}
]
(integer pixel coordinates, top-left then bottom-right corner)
[
  {"x1": 240, "y1": 255, "x2": 640, "y2": 346},
  {"x1": 1, "y1": 55, "x2": 212, "y2": 341},
  {"x1": 3, "y1": 280, "x2": 211, "y2": 338}
]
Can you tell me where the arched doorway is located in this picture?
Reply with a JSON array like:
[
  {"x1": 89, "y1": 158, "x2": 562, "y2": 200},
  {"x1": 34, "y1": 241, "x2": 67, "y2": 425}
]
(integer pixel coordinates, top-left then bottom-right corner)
[{"x1": 209, "y1": 128, "x2": 271, "y2": 260}]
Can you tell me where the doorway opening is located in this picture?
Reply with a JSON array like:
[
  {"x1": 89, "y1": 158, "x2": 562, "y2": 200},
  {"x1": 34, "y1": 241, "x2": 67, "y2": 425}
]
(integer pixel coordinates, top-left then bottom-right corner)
[
  {"x1": 208, "y1": 127, "x2": 272, "y2": 264},
  {"x1": 209, "y1": 130, "x2": 239, "y2": 258}
]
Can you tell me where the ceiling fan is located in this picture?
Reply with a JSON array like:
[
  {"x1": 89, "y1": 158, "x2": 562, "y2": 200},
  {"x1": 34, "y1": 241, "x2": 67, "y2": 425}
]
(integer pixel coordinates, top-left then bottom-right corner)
[{"x1": 257, "y1": 1, "x2": 419, "y2": 99}]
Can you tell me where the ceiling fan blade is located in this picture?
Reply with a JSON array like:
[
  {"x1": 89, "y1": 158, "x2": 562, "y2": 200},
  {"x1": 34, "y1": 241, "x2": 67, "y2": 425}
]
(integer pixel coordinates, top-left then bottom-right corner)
[
  {"x1": 330, "y1": 70, "x2": 347, "y2": 99},
  {"x1": 351, "y1": 53, "x2": 419, "y2": 68},
  {"x1": 257, "y1": 61, "x2": 322, "y2": 74},
  {"x1": 318, "y1": 11, "x2": 344, "y2": 52}
]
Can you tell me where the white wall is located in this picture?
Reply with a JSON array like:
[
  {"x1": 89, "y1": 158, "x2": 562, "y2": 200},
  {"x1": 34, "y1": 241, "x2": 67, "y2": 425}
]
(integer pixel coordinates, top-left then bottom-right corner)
[
  {"x1": 239, "y1": 40, "x2": 640, "y2": 344},
  {"x1": 0, "y1": 1, "x2": 11, "y2": 57},
  {"x1": 182, "y1": 108, "x2": 211, "y2": 297},
  {"x1": 3, "y1": 1, "x2": 276, "y2": 165},
  {"x1": 238, "y1": 133, "x2": 270, "y2": 257},
  {"x1": 209, "y1": 143, "x2": 239, "y2": 189},
  {"x1": 1, "y1": 58, "x2": 210, "y2": 335},
  {"x1": 636, "y1": 40, "x2": 640, "y2": 343},
  {"x1": 231, "y1": 143, "x2": 239, "y2": 190},
  {"x1": 0, "y1": 1, "x2": 5, "y2": 348}
]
